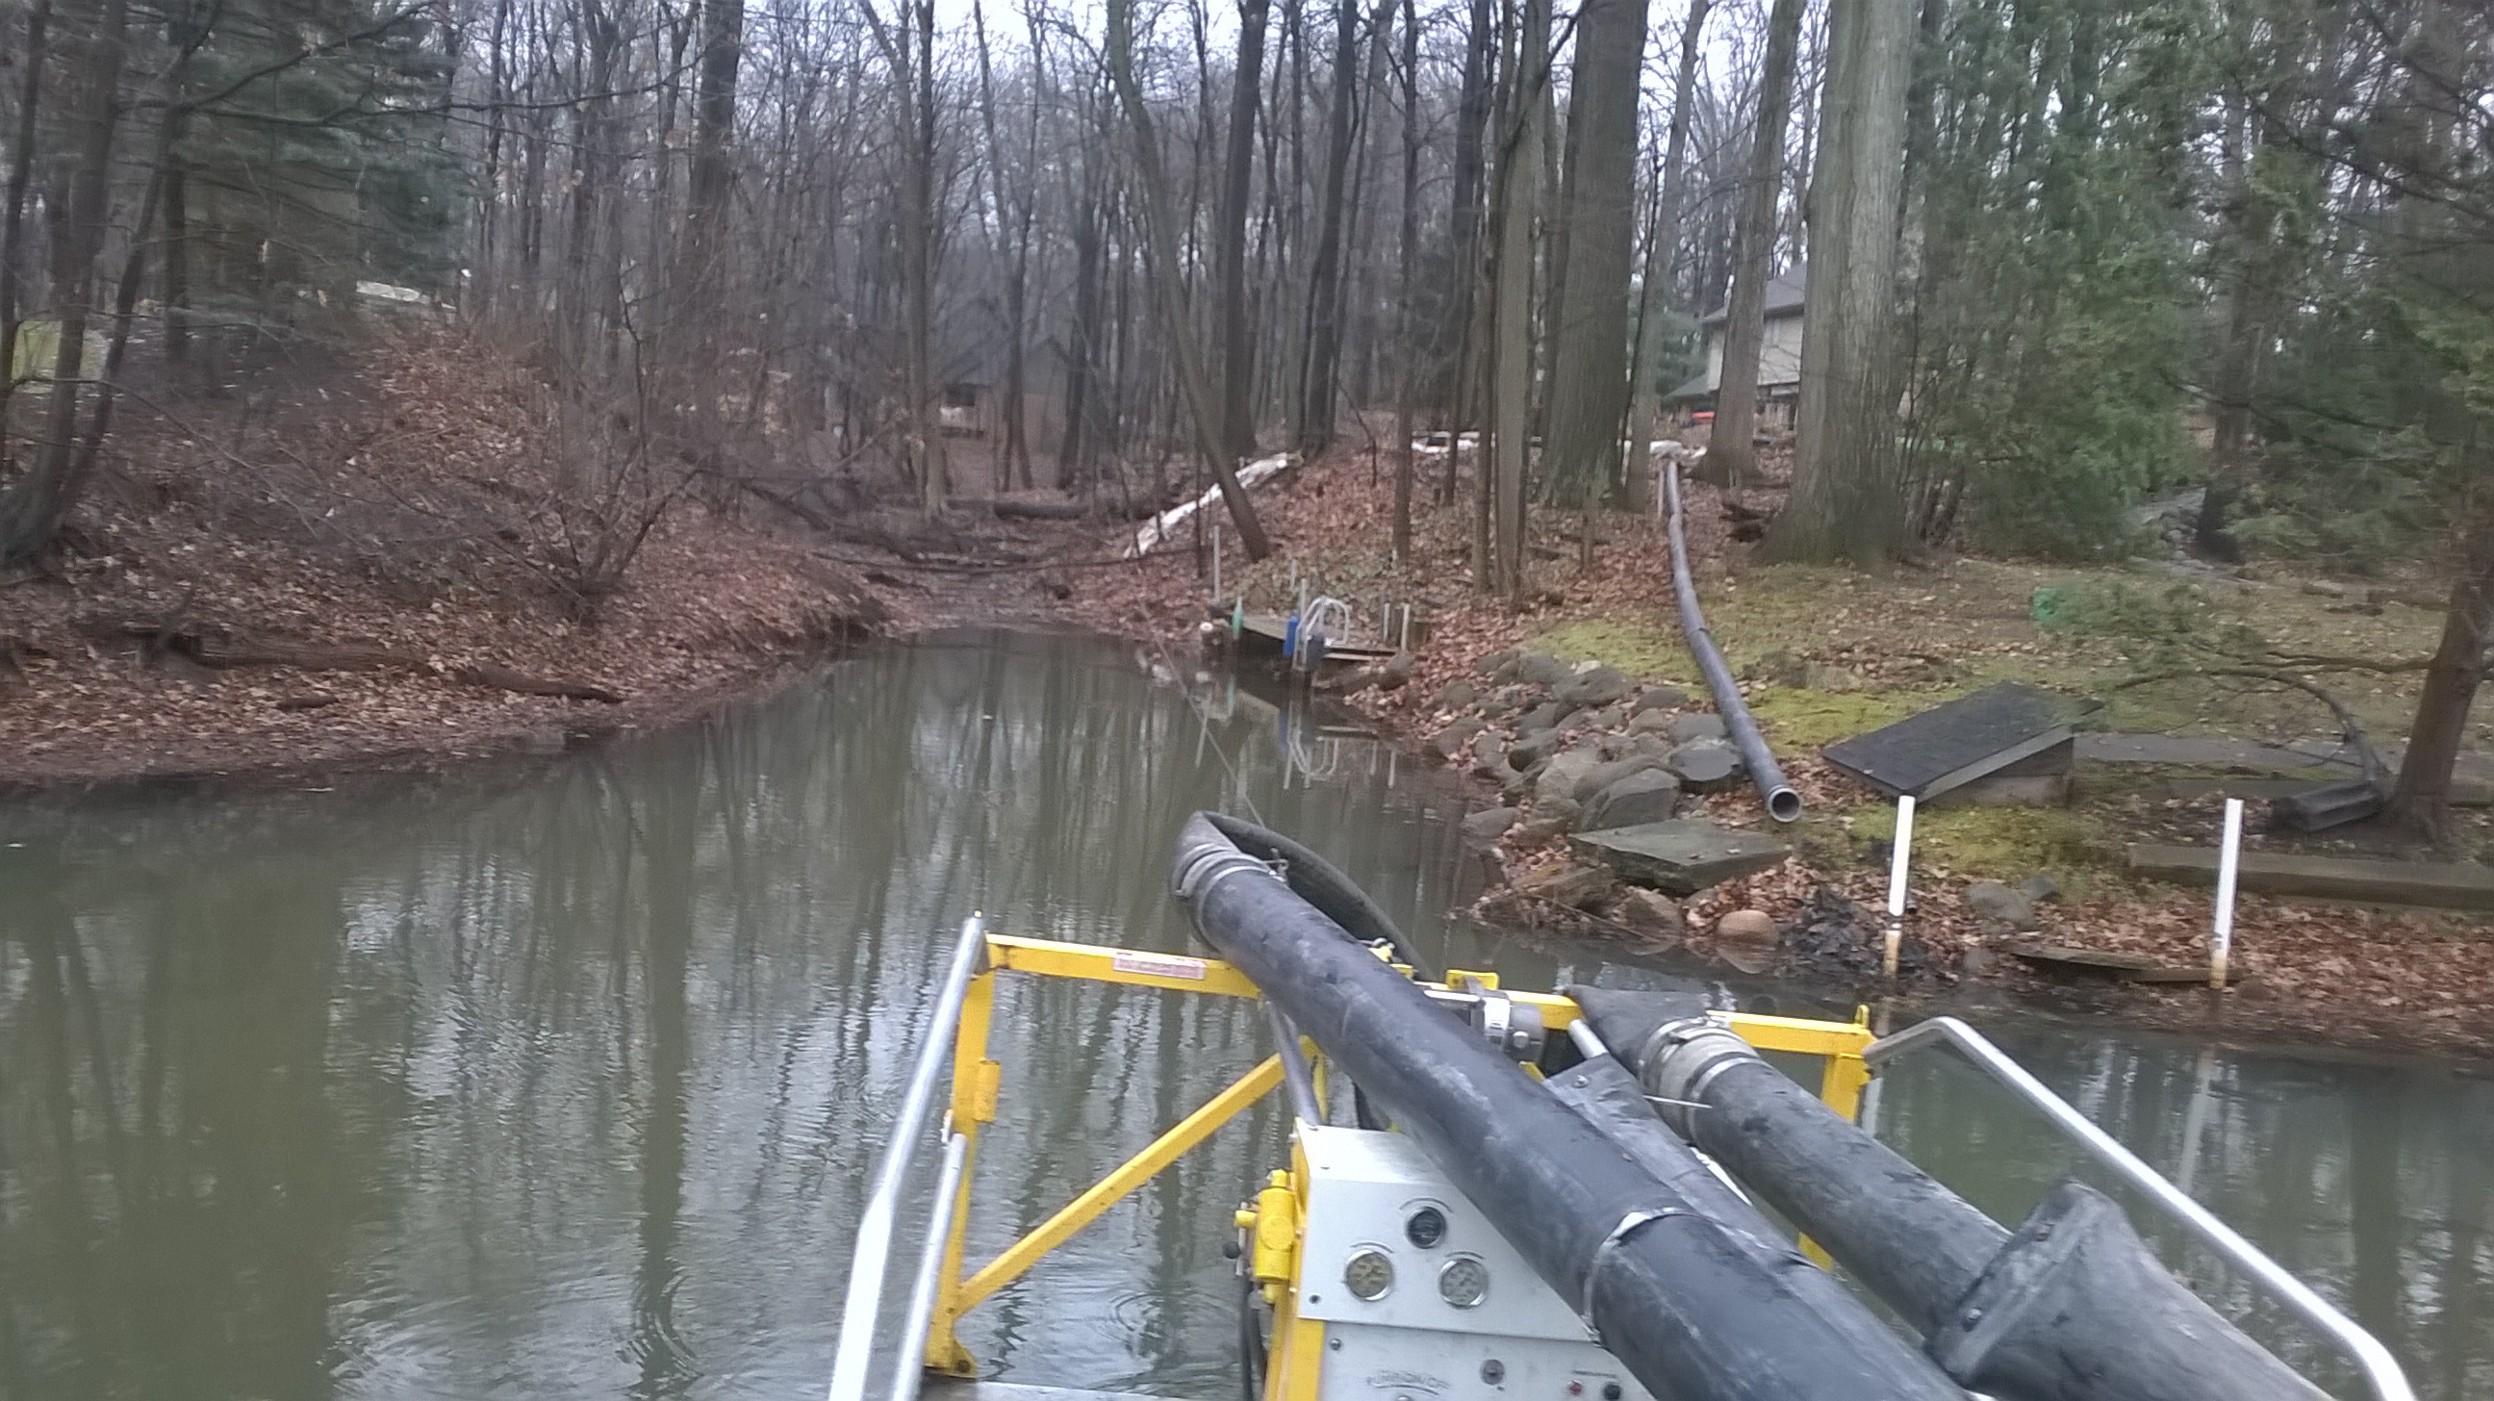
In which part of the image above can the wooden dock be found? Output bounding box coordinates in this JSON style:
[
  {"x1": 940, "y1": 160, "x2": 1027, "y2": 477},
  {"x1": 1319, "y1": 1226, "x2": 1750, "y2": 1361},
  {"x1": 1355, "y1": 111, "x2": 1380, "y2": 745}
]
[{"x1": 1216, "y1": 608, "x2": 1397, "y2": 668}]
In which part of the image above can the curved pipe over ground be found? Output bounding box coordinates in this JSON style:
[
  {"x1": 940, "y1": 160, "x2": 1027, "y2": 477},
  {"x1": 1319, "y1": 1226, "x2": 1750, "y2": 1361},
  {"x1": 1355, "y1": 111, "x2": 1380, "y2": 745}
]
[{"x1": 1663, "y1": 460, "x2": 1801, "y2": 822}]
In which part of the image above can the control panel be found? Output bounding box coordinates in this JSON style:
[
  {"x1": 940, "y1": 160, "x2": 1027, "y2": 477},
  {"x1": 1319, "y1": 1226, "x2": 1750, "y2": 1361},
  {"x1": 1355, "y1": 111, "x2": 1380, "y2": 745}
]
[{"x1": 1293, "y1": 1125, "x2": 1651, "y2": 1401}]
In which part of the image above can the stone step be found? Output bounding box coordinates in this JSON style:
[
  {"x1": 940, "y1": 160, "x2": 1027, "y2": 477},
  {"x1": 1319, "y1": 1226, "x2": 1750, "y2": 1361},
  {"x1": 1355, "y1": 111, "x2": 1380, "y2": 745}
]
[{"x1": 1569, "y1": 820, "x2": 1790, "y2": 896}]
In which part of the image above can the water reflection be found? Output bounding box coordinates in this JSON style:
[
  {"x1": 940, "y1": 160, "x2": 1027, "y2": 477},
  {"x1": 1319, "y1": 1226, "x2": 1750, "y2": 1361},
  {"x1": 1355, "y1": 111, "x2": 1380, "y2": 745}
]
[{"x1": 0, "y1": 629, "x2": 2486, "y2": 1399}]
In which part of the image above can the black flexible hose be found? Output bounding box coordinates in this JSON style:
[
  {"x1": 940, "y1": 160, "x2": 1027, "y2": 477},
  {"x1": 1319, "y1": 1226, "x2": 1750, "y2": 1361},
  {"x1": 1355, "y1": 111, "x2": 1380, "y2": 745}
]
[
  {"x1": 1202, "y1": 813, "x2": 1434, "y2": 979},
  {"x1": 1237, "y1": 1277, "x2": 1266, "y2": 1401}
]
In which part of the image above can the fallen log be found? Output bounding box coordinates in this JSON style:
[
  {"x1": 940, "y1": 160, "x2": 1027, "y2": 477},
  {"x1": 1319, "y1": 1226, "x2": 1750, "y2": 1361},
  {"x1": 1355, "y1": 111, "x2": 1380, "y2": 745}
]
[
  {"x1": 116, "y1": 621, "x2": 625, "y2": 704},
  {"x1": 2126, "y1": 842, "x2": 2494, "y2": 912}
]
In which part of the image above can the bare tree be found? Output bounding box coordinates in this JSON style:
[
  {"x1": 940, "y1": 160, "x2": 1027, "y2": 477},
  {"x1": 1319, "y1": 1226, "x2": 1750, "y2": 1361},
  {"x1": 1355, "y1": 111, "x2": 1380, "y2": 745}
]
[
  {"x1": 1485, "y1": 0, "x2": 1552, "y2": 603},
  {"x1": 1768, "y1": 0, "x2": 1914, "y2": 563},
  {"x1": 1216, "y1": 0, "x2": 1271, "y2": 462},
  {"x1": 1708, "y1": 0, "x2": 1804, "y2": 489},
  {"x1": 1540, "y1": 0, "x2": 1651, "y2": 504},
  {"x1": 1105, "y1": 0, "x2": 1276, "y2": 558},
  {"x1": 1625, "y1": 0, "x2": 1711, "y2": 511}
]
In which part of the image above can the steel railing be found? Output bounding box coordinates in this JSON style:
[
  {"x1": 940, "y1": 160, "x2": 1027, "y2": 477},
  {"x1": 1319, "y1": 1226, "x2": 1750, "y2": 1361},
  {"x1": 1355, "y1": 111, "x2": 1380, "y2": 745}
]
[
  {"x1": 825, "y1": 915, "x2": 989, "y2": 1401},
  {"x1": 1866, "y1": 1016, "x2": 2413, "y2": 1401}
]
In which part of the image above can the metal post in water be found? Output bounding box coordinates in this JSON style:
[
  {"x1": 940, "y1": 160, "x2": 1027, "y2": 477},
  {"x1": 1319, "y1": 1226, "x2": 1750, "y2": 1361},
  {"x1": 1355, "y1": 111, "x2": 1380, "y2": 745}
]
[
  {"x1": 2211, "y1": 797, "x2": 2245, "y2": 988},
  {"x1": 1884, "y1": 795, "x2": 1916, "y2": 979}
]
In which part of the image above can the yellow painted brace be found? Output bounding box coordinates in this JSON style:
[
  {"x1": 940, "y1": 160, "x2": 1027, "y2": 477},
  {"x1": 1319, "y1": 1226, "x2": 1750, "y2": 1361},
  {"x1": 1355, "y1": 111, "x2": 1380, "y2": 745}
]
[
  {"x1": 952, "y1": 1055, "x2": 1286, "y2": 1314},
  {"x1": 921, "y1": 934, "x2": 1878, "y2": 1382}
]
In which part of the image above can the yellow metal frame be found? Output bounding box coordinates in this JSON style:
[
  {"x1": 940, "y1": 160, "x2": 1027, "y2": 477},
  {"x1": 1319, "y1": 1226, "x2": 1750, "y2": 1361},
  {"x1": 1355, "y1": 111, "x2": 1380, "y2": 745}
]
[{"x1": 919, "y1": 935, "x2": 1876, "y2": 1384}]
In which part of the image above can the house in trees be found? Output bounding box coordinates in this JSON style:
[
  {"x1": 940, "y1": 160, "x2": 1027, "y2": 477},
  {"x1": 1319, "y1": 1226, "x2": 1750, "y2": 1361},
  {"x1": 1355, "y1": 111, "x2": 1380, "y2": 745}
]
[{"x1": 1666, "y1": 264, "x2": 1807, "y2": 431}]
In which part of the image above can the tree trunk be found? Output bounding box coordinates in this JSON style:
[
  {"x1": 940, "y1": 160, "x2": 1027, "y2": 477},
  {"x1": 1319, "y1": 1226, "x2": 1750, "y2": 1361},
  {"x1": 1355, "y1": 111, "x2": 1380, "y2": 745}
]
[
  {"x1": 1441, "y1": 0, "x2": 1493, "y2": 503},
  {"x1": 1538, "y1": 0, "x2": 1652, "y2": 506},
  {"x1": 1487, "y1": 0, "x2": 1551, "y2": 605},
  {"x1": 1390, "y1": 0, "x2": 1418, "y2": 562},
  {"x1": 1708, "y1": 0, "x2": 1804, "y2": 489},
  {"x1": 1625, "y1": 0, "x2": 1710, "y2": 514},
  {"x1": 0, "y1": 0, "x2": 130, "y2": 566},
  {"x1": 2386, "y1": 513, "x2": 2494, "y2": 844},
  {"x1": 1765, "y1": 0, "x2": 1913, "y2": 564},
  {"x1": 1061, "y1": 166, "x2": 1107, "y2": 488},
  {"x1": 1107, "y1": 0, "x2": 1275, "y2": 558},
  {"x1": 1216, "y1": 0, "x2": 1271, "y2": 463},
  {"x1": 1295, "y1": 0, "x2": 1362, "y2": 452},
  {"x1": 0, "y1": 0, "x2": 52, "y2": 469}
]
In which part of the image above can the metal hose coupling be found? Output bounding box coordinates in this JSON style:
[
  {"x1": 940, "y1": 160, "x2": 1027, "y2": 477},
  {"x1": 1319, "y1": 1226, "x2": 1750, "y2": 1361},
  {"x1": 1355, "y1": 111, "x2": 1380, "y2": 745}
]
[{"x1": 1635, "y1": 1017, "x2": 1761, "y2": 1137}]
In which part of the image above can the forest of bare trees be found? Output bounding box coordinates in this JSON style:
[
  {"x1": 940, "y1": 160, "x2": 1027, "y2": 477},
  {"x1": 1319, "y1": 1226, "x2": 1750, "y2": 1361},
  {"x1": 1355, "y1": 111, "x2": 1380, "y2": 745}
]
[{"x1": 0, "y1": 0, "x2": 2489, "y2": 823}]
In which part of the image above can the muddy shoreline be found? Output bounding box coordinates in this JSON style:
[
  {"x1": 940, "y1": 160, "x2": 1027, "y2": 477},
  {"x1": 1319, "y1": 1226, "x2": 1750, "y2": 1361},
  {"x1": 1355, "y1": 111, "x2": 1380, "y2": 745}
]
[{"x1": 8, "y1": 589, "x2": 2490, "y2": 1062}]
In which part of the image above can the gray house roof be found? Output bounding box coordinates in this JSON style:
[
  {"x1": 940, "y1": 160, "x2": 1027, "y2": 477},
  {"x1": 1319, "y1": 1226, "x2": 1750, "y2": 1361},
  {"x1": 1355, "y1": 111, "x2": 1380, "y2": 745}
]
[{"x1": 1699, "y1": 264, "x2": 1806, "y2": 327}]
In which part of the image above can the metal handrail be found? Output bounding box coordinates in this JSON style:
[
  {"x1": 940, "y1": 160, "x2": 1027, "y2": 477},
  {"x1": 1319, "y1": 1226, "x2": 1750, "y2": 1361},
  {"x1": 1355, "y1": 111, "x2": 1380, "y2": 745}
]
[
  {"x1": 1865, "y1": 1016, "x2": 2414, "y2": 1401},
  {"x1": 825, "y1": 914, "x2": 990, "y2": 1401}
]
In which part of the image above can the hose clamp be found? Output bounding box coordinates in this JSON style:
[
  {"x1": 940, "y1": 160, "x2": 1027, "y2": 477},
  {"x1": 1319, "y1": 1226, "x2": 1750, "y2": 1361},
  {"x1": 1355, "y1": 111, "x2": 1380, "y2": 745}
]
[
  {"x1": 1637, "y1": 1020, "x2": 1759, "y2": 1135},
  {"x1": 1174, "y1": 843, "x2": 1281, "y2": 908},
  {"x1": 1580, "y1": 1207, "x2": 1694, "y2": 1329}
]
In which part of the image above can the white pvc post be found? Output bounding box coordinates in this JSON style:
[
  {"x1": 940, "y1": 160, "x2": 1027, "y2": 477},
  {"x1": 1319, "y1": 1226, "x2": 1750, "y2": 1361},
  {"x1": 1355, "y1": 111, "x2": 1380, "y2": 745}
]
[
  {"x1": 1884, "y1": 795, "x2": 1917, "y2": 979},
  {"x1": 2212, "y1": 797, "x2": 2245, "y2": 988},
  {"x1": 1210, "y1": 517, "x2": 1222, "y2": 602}
]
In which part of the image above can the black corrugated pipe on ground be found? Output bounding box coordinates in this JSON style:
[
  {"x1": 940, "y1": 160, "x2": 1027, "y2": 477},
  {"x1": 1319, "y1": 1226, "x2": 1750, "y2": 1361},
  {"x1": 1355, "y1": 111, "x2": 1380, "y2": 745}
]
[
  {"x1": 1570, "y1": 987, "x2": 2328, "y2": 1401},
  {"x1": 1664, "y1": 461, "x2": 1801, "y2": 822},
  {"x1": 1173, "y1": 816, "x2": 1963, "y2": 1401}
]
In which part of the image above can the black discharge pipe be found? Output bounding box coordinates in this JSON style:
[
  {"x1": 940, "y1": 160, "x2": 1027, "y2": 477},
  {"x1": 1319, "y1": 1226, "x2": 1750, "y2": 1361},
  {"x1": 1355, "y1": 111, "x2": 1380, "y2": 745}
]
[
  {"x1": 1664, "y1": 461, "x2": 1801, "y2": 822},
  {"x1": 1173, "y1": 816, "x2": 1963, "y2": 1401},
  {"x1": 1204, "y1": 812, "x2": 1432, "y2": 978},
  {"x1": 1571, "y1": 987, "x2": 2328, "y2": 1401}
]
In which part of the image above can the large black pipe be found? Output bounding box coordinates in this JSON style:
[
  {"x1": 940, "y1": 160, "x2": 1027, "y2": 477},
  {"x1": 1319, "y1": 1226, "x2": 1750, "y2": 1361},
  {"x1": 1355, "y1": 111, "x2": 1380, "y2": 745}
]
[
  {"x1": 1664, "y1": 461, "x2": 1800, "y2": 822},
  {"x1": 1173, "y1": 816, "x2": 1962, "y2": 1401},
  {"x1": 1572, "y1": 987, "x2": 2327, "y2": 1401}
]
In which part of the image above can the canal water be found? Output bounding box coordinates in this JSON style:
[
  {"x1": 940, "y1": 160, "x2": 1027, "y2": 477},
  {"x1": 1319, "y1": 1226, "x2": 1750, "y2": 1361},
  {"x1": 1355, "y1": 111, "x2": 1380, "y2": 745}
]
[{"x1": 1, "y1": 629, "x2": 2485, "y2": 1400}]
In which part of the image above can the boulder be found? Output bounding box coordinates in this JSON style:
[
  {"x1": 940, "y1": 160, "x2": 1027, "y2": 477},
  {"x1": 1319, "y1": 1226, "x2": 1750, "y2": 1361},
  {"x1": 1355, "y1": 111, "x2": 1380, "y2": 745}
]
[
  {"x1": 1751, "y1": 648, "x2": 1811, "y2": 688},
  {"x1": 1521, "y1": 861, "x2": 1619, "y2": 911},
  {"x1": 1666, "y1": 712, "x2": 1729, "y2": 744},
  {"x1": 1469, "y1": 731, "x2": 1510, "y2": 776},
  {"x1": 1709, "y1": 909, "x2": 1782, "y2": 974},
  {"x1": 1476, "y1": 648, "x2": 1520, "y2": 679},
  {"x1": 1537, "y1": 796, "x2": 1585, "y2": 830},
  {"x1": 1512, "y1": 813, "x2": 1571, "y2": 845},
  {"x1": 1434, "y1": 680, "x2": 1480, "y2": 711},
  {"x1": 1535, "y1": 746, "x2": 1606, "y2": 806},
  {"x1": 1477, "y1": 685, "x2": 1532, "y2": 719},
  {"x1": 1584, "y1": 702, "x2": 1630, "y2": 734},
  {"x1": 1628, "y1": 732, "x2": 1675, "y2": 760},
  {"x1": 2017, "y1": 873, "x2": 2063, "y2": 904},
  {"x1": 1569, "y1": 821, "x2": 1791, "y2": 896},
  {"x1": 1424, "y1": 718, "x2": 1483, "y2": 764},
  {"x1": 1556, "y1": 664, "x2": 1634, "y2": 708},
  {"x1": 1630, "y1": 684, "x2": 1690, "y2": 715},
  {"x1": 1518, "y1": 652, "x2": 1574, "y2": 688},
  {"x1": 1965, "y1": 879, "x2": 2039, "y2": 932},
  {"x1": 1629, "y1": 708, "x2": 1679, "y2": 736},
  {"x1": 1611, "y1": 888, "x2": 1684, "y2": 939},
  {"x1": 1519, "y1": 700, "x2": 1572, "y2": 733},
  {"x1": 1714, "y1": 909, "x2": 1779, "y2": 941},
  {"x1": 1460, "y1": 806, "x2": 1520, "y2": 842},
  {"x1": 1376, "y1": 652, "x2": 1418, "y2": 690},
  {"x1": 1507, "y1": 728, "x2": 1564, "y2": 770},
  {"x1": 1582, "y1": 769, "x2": 1683, "y2": 830},
  {"x1": 1571, "y1": 754, "x2": 1665, "y2": 804},
  {"x1": 1666, "y1": 738, "x2": 1746, "y2": 791}
]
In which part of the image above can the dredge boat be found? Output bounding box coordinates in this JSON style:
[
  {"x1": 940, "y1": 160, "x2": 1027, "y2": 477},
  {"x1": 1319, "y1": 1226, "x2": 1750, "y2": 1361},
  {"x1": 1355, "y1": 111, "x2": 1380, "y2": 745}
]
[{"x1": 826, "y1": 814, "x2": 2410, "y2": 1401}]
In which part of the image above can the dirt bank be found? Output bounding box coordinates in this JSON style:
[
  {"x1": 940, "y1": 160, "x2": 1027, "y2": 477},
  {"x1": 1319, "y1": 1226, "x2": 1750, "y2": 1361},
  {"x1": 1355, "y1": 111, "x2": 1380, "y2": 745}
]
[
  {"x1": 0, "y1": 332, "x2": 902, "y2": 792},
  {"x1": 1055, "y1": 443, "x2": 2494, "y2": 1060}
]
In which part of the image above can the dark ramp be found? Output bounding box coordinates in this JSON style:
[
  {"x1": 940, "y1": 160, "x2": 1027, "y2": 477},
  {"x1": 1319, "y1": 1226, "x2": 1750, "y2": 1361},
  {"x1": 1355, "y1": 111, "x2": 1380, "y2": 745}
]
[{"x1": 1823, "y1": 682, "x2": 2094, "y2": 800}]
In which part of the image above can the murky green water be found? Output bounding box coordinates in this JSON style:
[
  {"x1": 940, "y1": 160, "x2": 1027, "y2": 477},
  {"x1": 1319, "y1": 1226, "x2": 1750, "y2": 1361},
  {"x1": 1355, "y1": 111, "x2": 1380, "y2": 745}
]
[{"x1": 2, "y1": 629, "x2": 2486, "y2": 1399}]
